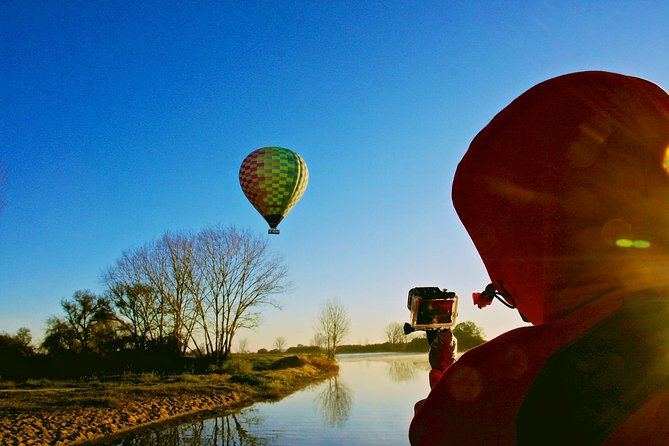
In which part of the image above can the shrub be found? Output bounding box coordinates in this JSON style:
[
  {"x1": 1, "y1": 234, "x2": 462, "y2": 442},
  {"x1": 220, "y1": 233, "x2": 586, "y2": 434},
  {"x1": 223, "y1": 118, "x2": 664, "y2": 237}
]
[
  {"x1": 228, "y1": 374, "x2": 264, "y2": 386},
  {"x1": 219, "y1": 359, "x2": 253, "y2": 375},
  {"x1": 269, "y1": 355, "x2": 305, "y2": 370}
]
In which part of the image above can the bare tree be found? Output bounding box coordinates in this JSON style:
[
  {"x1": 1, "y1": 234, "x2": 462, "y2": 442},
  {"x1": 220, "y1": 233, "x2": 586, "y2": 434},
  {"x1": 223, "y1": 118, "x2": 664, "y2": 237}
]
[
  {"x1": 273, "y1": 336, "x2": 287, "y2": 352},
  {"x1": 314, "y1": 299, "x2": 350, "y2": 360},
  {"x1": 105, "y1": 230, "x2": 208, "y2": 356},
  {"x1": 195, "y1": 227, "x2": 289, "y2": 361},
  {"x1": 103, "y1": 245, "x2": 170, "y2": 350},
  {"x1": 103, "y1": 226, "x2": 289, "y2": 362},
  {"x1": 160, "y1": 232, "x2": 200, "y2": 355},
  {"x1": 385, "y1": 322, "x2": 406, "y2": 346},
  {"x1": 237, "y1": 337, "x2": 249, "y2": 354},
  {"x1": 192, "y1": 227, "x2": 232, "y2": 362},
  {"x1": 312, "y1": 332, "x2": 326, "y2": 350}
]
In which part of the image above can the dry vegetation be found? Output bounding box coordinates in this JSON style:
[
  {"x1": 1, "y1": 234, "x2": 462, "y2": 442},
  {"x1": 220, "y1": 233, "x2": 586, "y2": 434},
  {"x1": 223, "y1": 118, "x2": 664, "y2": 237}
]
[{"x1": 0, "y1": 354, "x2": 337, "y2": 446}]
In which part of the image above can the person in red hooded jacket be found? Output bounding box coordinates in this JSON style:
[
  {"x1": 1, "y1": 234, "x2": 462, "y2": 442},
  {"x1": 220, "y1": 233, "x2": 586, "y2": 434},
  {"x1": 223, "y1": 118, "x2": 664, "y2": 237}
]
[{"x1": 410, "y1": 71, "x2": 669, "y2": 445}]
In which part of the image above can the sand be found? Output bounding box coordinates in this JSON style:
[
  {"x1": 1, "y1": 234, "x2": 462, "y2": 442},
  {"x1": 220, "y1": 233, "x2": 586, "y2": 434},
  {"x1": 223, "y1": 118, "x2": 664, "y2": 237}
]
[
  {"x1": 0, "y1": 389, "x2": 249, "y2": 446},
  {"x1": 0, "y1": 355, "x2": 337, "y2": 445}
]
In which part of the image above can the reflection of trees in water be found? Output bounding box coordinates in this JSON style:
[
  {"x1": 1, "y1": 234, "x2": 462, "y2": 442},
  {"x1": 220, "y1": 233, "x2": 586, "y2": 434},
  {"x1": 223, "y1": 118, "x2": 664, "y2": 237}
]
[
  {"x1": 119, "y1": 426, "x2": 180, "y2": 446},
  {"x1": 315, "y1": 376, "x2": 353, "y2": 426},
  {"x1": 119, "y1": 408, "x2": 275, "y2": 446},
  {"x1": 385, "y1": 357, "x2": 431, "y2": 383},
  {"x1": 211, "y1": 409, "x2": 273, "y2": 446},
  {"x1": 386, "y1": 360, "x2": 421, "y2": 382}
]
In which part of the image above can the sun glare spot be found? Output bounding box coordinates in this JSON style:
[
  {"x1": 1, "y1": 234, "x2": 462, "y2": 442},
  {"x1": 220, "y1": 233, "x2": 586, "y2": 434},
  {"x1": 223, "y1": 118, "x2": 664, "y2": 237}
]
[
  {"x1": 615, "y1": 239, "x2": 651, "y2": 248},
  {"x1": 663, "y1": 146, "x2": 669, "y2": 175}
]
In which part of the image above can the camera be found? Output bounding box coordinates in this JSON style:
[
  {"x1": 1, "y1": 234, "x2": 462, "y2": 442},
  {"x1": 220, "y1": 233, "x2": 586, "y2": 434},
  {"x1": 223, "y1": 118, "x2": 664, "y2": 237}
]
[{"x1": 406, "y1": 287, "x2": 458, "y2": 330}]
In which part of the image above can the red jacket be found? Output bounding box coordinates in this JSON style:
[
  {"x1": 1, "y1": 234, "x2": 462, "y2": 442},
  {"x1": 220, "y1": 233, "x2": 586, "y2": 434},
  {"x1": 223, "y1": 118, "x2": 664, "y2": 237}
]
[{"x1": 411, "y1": 71, "x2": 669, "y2": 445}]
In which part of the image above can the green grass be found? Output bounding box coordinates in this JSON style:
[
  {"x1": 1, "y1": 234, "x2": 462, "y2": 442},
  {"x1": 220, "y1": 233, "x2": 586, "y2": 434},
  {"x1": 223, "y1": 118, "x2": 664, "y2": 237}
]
[{"x1": 0, "y1": 354, "x2": 338, "y2": 415}]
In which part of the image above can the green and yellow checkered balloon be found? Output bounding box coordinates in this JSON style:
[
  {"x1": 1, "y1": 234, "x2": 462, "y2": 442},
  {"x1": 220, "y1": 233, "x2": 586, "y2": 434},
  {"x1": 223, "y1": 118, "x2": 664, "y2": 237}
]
[{"x1": 239, "y1": 147, "x2": 308, "y2": 233}]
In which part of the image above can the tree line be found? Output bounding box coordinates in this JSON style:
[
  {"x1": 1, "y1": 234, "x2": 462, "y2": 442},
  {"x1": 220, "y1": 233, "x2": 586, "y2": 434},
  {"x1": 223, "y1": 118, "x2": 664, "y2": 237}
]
[
  {"x1": 282, "y1": 320, "x2": 486, "y2": 356},
  {"x1": 0, "y1": 222, "x2": 487, "y2": 380},
  {"x1": 1, "y1": 226, "x2": 289, "y2": 379}
]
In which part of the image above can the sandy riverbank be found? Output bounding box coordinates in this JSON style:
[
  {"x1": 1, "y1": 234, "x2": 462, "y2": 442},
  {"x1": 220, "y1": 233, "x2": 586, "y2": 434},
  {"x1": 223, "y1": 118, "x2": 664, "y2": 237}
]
[
  {"x1": 1, "y1": 390, "x2": 248, "y2": 446},
  {"x1": 0, "y1": 355, "x2": 337, "y2": 446}
]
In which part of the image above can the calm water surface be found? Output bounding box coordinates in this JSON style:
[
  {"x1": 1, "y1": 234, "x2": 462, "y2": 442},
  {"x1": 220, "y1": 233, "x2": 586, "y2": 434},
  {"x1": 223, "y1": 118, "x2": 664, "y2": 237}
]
[{"x1": 114, "y1": 353, "x2": 431, "y2": 445}]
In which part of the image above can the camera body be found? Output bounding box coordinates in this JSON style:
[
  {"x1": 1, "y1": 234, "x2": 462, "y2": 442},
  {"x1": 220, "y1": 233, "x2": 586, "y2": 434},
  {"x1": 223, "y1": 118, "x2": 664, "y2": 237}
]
[{"x1": 407, "y1": 287, "x2": 458, "y2": 330}]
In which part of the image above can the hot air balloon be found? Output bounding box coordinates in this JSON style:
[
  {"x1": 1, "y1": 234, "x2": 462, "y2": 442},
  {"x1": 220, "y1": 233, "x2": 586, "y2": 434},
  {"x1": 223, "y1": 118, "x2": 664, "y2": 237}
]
[{"x1": 239, "y1": 147, "x2": 309, "y2": 234}]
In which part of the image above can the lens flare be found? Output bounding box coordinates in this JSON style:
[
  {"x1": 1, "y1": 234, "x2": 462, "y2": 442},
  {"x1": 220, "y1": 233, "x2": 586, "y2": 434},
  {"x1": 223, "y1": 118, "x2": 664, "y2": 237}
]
[
  {"x1": 616, "y1": 239, "x2": 651, "y2": 248},
  {"x1": 663, "y1": 146, "x2": 669, "y2": 175}
]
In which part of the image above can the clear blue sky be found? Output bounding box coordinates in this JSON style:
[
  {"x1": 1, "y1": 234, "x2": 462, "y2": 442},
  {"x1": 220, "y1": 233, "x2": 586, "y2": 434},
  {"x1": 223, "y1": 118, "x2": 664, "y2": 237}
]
[{"x1": 2, "y1": 1, "x2": 669, "y2": 351}]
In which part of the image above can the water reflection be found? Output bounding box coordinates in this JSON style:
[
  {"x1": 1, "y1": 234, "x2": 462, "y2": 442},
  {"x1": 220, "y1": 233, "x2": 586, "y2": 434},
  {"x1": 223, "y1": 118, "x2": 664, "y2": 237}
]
[
  {"x1": 118, "y1": 409, "x2": 273, "y2": 446},
  {"x1": 314, "y1": 376, "x2": 353, "y2": 426},
  {"x1": 387, "y1": 360, "x2": 418, "y2": 382},
  {"x1": 386, "y1": 356, "x2": 430, "y2": 383},
  {"x1": 112, "y1": 353, "x2": 430, "y2": 445}
]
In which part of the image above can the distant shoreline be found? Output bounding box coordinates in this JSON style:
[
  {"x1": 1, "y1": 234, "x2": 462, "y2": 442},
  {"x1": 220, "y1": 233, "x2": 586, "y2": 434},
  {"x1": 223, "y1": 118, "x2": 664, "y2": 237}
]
[{"x1": 0, "y1": 355, "x2": 337, "y2": 446}]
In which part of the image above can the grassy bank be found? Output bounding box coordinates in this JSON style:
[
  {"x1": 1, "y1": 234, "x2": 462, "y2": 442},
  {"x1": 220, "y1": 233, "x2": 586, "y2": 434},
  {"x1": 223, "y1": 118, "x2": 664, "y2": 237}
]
[{"x1": 0, "y1": 354, "x2": 338, "y2": 446}]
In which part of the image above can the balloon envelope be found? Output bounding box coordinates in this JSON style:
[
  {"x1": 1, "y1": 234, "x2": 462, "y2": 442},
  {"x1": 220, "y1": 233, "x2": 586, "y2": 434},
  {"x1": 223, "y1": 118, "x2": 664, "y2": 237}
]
[{"x1": 239, "y1": 147, "x2": 309, "y2": 232}]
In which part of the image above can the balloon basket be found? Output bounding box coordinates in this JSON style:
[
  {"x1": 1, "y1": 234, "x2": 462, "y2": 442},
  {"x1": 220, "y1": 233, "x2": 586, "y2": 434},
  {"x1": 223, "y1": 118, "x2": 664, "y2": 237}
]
[{"x1": 268, "y1": 228, "x2": 280, "y2": 235}]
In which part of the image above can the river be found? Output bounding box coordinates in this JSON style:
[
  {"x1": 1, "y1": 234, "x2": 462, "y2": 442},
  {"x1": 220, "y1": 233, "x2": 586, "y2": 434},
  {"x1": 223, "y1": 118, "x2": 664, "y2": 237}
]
[{"x1": 110, "y1": 352, "x2": 431, "y2": 445}]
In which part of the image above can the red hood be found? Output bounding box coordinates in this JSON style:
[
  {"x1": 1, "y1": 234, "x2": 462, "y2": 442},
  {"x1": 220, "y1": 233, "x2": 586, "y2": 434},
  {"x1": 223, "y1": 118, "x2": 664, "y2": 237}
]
[{"x1": 453, "y1": 71, "x2": 669, "y2": 324}]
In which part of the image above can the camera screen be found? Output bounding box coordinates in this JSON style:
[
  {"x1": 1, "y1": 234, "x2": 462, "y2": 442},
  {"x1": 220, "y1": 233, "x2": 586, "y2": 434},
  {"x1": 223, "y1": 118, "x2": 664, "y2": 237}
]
[{"x1": 416, "y1": 298, "x2": 454, "y2": 326}]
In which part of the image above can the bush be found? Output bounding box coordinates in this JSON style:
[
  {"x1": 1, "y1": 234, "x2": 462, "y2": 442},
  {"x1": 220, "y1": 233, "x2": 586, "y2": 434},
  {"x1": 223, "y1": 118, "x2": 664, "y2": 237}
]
[
  {"x1": 305, "y1": 355, "x2": 339, "y2": 373},
  {"x1": 219, "y1": 359, "x2": 253, "y2": 375},
  {"x1": 269, "y1": 356, "x2": 305, "y2": 370},
  {"x1": 453, "y1": 321, "x2": 486, "y2": 352},
  {"x1": 228, "y1": 374, "x2": 265, "y2": 386}
]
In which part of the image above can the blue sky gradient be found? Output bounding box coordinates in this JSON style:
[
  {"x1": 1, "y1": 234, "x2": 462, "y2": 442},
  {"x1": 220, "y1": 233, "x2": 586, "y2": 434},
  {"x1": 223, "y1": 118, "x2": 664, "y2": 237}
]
[{"x1": 2, "y1": 1, "x2": 669, "y2": 350}]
